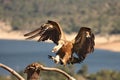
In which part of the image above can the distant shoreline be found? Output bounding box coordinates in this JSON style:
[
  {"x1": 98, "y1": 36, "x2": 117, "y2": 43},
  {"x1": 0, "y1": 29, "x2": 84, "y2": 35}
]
[
  {"x1": 0, "y1": 29, "x2": 120, "y2": 52},
  {"x1": 95, "y1": 41, "x2": 120, "y2": 52},
  {"x1": 0, "y1": 21, "x2": 120, "y2": 53}
]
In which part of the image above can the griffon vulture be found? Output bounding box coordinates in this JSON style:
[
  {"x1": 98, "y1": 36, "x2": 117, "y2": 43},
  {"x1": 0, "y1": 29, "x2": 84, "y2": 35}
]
[{"x1": 24, "y1": 20, "x2": 95, "y2": 65}]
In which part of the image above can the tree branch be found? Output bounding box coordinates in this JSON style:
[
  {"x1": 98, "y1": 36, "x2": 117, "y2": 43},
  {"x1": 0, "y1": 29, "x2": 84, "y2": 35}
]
[
  {"x1": 41, "y1": 66, "x2": 76, "y2": 80},
  {"x1": 0, "y1": 63, "x2": 25, "y2": 80},
  {"x1": 0, "y1": 62, "x2": 76, "y2": 80},
  {"x1": 24, "y1": 62, "x2": 76, "y2": 80}
]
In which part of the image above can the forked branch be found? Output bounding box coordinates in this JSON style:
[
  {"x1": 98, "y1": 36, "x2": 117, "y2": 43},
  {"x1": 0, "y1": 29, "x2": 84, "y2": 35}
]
[
  {"x1": 0, "y1": 62, "x2": 76, "y2": 80},
  {"x1": 25, "y1": 62, "x2": 76, "y2": 80}
]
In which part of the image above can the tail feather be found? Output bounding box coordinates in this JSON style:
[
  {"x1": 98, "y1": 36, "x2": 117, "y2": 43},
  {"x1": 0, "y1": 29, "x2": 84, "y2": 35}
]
[{"x1": 68, "y1": 56, "x2": 84, "y2": 64}]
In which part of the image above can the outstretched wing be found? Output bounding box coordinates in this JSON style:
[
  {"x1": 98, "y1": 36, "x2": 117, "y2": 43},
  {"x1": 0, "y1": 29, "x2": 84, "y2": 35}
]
[
  {"x1": 24, "y1": 20, "x2": 66, "y2": 45},
  {"x1": 72, "y1": 27, "x2": 95, "y2": 63}
]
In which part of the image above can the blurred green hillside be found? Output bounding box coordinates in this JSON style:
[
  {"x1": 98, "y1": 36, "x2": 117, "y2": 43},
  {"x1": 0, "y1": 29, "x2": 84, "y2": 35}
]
[
  {"x1": 0, "y1": 0, "x2": 120, "y2": 34},
  {"x1": 1, "y1": 64, "x2": 120, "y2": 80}
]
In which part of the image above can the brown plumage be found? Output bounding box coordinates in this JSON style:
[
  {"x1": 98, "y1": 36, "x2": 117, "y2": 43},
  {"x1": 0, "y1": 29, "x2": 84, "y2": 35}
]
[{"x1": 24, "y1": 20, "x2": 95, "y2": 65}]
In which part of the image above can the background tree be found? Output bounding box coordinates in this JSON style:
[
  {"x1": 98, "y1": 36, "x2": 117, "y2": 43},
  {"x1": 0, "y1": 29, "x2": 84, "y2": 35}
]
[{"x1": 0, "y1": 0, "x2": 120, "y2": 35}]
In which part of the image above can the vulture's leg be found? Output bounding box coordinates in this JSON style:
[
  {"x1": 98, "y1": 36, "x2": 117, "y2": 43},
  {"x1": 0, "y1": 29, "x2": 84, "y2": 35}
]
[
  {"x1": 48, "y1": 55, "x2": 60, "y2": 64},
  {"x1": 52, "y1": 40, "x2": 65, "y2": 53},
  {"x1": 52, "y1": 44, "x2": 63, "y2": 53}
]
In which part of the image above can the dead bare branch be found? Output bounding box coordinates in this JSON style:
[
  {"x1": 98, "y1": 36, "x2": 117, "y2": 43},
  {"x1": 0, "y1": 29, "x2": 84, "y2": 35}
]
[
  {"x1": 0, "y1": 63, "x2": 25, "y2": 80},
  {"x1": 0, "y1": 62, "x2": 76, "y2": 80},
  {"x1": 24, "y1": 62, "x2": 76, "y2": 80}
]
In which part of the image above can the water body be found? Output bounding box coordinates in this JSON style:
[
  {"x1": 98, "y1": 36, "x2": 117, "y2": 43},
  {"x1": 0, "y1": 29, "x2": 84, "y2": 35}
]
[{"x1": 0, "y1": 39, "x2": 120, "y2": 75}]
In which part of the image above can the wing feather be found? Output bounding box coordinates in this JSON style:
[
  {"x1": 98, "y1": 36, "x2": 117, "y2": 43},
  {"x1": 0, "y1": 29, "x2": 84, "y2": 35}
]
[
  {"x1": 24, "y1": 28, "x2": 41, "y2": 37},
  {"x1": 72, "y1": 27, "x2": 95, "y2": 63},
  {"x1": 24, "y1": 20, "x2": 66, "y2": 45},
  {"x1": 25, "y1": 32, "x2": 40, "y2": 40}
]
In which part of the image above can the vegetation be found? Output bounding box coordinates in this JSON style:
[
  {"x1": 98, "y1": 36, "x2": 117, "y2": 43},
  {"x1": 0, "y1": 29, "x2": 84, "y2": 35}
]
[
  {"x1": 0, "y1": 0, "x2": 120, "y2": 34},
  {"x1": 88, "y1": 70, "x2": 120, "y2": 80},
  {"x1": 0, "y1": 0, "x2": 120, "y2": 79},
  {"x1": 0, "y1": 64, "x2": 120, "y2": 80}
]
